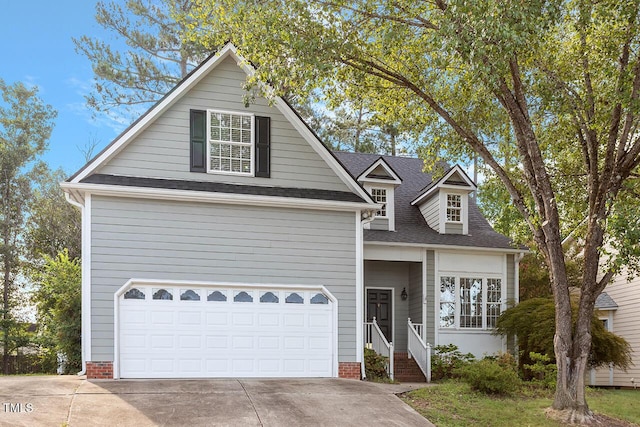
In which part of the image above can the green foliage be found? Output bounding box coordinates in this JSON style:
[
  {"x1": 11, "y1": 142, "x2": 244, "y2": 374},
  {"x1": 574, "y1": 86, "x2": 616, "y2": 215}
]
[
  {"x1": 457, "y1": 358, "x2": 522, "y2": 396},
  {"x1": 523, "y1": 352, "x2": 557, "y2": 389},
  {"x1": 431, "y1": 344, "x2": 475, "y2": 381},
  {"x1": 495, "y1": 297, "x2": 632, "y2": 371},
  {"x1": 0, "y1": 78, "x2": 56, "y2": 374},
  {"x1": 25, "y1": 167, "x2": 81, "y2": 262},
  {"x1": 364, "y1": 348, "x2": 389, "y2": 382},
  {"x1": 32, "y1": 250, "x2": 81, "y2": 374},
  {"x1": 74, "y1": 0, "x2": 207, "y2": 119}
]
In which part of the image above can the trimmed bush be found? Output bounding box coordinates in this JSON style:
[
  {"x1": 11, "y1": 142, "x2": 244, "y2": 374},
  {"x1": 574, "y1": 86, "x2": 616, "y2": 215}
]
[
  {"x1": 523, "y1": 352, "x2": 557, "y2": 389},
  {"x1": 364, "y1": 348, "x2": 390, "y2": 381},
  {"x1": 431, "y1": 344, "x2": 475, "y2": 381},
  {"x1": 458, "y1": 358, "x2": 521, "y2": 395}
]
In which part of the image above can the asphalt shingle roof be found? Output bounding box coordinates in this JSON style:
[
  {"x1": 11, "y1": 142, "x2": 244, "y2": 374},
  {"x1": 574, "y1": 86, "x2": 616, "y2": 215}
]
[
  {"x1": 595, "y1": 292, "x2": 618, "y2": 310},
  {"x1": 334, "y1": 151, "x2": 518, "y2": 250},
  {"x1": 80, "y1": 174, "x2": 366, "y2": 203}
]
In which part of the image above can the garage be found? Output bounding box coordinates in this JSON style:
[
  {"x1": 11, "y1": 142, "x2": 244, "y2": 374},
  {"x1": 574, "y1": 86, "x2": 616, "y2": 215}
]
[{"x1": 115, "y1": 282, "x2": 337, "y2": 379}]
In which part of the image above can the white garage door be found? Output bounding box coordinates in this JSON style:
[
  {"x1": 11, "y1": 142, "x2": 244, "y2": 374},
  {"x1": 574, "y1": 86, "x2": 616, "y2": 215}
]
[{"x1": 116, "y1": 283, "x2": 336, "y2": 379}]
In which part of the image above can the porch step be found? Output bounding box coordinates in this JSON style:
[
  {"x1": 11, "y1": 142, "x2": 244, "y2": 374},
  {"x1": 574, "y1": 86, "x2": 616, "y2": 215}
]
[{"x1": 394, "y1": 352, "x2": 426, "y2": 383}]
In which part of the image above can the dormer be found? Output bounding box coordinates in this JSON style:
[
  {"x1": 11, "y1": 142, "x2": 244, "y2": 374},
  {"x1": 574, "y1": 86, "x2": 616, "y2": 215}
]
[
  {"x1": 357, "y1": 157, "x2": 402, "y2": 231},
  {"x1": 410, "y1": 165, "x2": 477, "y2": 235}
]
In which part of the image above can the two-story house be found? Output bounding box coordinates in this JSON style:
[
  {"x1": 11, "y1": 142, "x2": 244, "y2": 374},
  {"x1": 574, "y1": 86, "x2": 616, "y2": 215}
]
[{"x1": 62, "y1": 43, "x2": 523, "y2": 380}]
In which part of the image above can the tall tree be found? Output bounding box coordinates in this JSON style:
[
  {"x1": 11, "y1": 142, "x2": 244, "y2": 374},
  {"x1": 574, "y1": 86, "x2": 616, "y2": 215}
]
[
  {"x1": 0, "y1": 79, "x2": 56, "y2": 374},
  {"x1": 32, "y1": 250, "x2": 82, "y2": 374},
  {"x1": 74, "y1": 0, "x2": 206, "y2": 119},
  {"x1": 186, "y1": 1, "x2": 640, "y2": 421},
  {"x1": 25, "y1": 167, "x2": 81, "y2": 262}
]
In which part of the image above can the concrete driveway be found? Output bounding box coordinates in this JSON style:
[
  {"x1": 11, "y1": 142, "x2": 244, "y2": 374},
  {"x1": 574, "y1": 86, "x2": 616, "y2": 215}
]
[{"x1": 0, "y1": 376, "x2": 433, "y2": 426}]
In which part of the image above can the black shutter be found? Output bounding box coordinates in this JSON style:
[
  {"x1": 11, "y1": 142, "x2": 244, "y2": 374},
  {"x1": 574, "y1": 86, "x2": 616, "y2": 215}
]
[
  {"x1": 255, "y1": 116, "x2": 270, "y2": 178},
  {"x1": 190, "y1": 109, "x2": 206, "y2": 172}
]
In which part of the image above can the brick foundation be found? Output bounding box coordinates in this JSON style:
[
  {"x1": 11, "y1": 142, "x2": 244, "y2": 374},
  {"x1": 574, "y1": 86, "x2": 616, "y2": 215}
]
[
  {"x1": 86, "y1": 361, "x2": 113, "y2": 379},
  {"x1": 338, "y1": 362, "x2": 361, "y2": 379}
]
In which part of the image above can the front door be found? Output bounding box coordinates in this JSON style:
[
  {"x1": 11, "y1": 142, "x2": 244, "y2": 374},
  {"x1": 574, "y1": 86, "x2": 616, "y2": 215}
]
[{"x1": 366, "y1": 289, "x2": 392, "y2": 343}]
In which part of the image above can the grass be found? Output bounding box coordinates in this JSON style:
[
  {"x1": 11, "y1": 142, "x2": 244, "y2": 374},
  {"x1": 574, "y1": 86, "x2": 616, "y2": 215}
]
[
  {"x1": 401, "y1": 381, "x2": 640, "y2": 427},
  {"x1": 587, "y1": 388, "x2": 640, "y2": 424}
]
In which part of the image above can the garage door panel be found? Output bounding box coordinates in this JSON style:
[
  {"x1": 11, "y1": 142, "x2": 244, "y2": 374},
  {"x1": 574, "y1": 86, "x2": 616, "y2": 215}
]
[{"x1": 119, "y1": 285, "x2": 335, "y2": 378}]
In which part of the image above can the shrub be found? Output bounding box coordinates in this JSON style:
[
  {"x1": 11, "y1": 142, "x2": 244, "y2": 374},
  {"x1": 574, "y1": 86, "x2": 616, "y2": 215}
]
[
  {"x1": 431, "y1": 344, "x2": 475, "y2": 381},
  {"x1": 523, "y1": 352, "x2": 557, "y2": 389},
  {"x1": 458, "y1": 358, "x2": 521, "y2": 395},
  {"x1": 364, "y1": 348, "x2": 390, "y2": 381}
]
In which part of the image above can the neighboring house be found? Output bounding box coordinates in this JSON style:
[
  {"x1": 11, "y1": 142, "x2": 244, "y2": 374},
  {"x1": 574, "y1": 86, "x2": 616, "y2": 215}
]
[
  {"x1": 591, "y1": 276, "x2": 640, "y2": 388},
  {"x1": 62, "y1": 43, "x2": 524, "y2": 380}
]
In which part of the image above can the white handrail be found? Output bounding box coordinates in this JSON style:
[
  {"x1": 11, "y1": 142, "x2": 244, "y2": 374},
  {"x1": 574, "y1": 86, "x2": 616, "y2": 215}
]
[
  {"x1": 363, "y1": 318, "x2": 394, "y2": 380},
  {"x1": 407, "y1": 318, "x2": 431, "y2": 383}
]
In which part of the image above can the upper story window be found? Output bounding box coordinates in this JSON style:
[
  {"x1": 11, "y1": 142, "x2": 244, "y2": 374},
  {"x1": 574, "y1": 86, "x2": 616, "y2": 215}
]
[
  {"x1": 371, "y1": 188, "x2": 387, "y2": 217},
  {"x1": 208, "y1": 110, "x2": 253, "y2": 175},
  {"x1": 446, "y1": 194, "x2": 461, "y2": 222}
]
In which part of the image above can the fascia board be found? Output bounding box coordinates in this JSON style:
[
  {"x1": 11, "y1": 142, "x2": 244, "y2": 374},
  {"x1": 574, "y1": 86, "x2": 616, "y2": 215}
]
[
  {"x1": 60, "y1": 182, "x2": 380, "y2": 212},
  {"x1": 364, "y1": 240, "x2": 530, "y2": 254}
]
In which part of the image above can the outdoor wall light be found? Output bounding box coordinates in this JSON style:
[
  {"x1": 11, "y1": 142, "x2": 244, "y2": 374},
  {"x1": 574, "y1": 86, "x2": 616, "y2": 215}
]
[{"x1": 401, "y1": 287, "x2": 408, "y2": 301}]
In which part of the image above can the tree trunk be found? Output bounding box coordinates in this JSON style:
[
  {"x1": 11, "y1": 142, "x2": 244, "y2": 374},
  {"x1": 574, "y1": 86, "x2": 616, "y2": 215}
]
[{"x1": 2, "y1": 239, "x2": 10, "y2": 375}]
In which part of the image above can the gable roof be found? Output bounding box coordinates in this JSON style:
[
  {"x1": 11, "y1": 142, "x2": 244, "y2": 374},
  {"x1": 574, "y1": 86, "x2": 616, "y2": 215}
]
[
  {"x1": 411, "y1": 164, "x2": 477, "y2": 206},
  {"x1": 595, "y1": 292, "x2": 618, "y2": 310},
  {"x1": 66, "y1": 43, "x2": 374, "y2": 205},
  {"x1": 356, "y1": 157, "x2": 402, "y2": 185},
  {"x1": 335, "y1": 152, "x2": 519, "y2": 251}
]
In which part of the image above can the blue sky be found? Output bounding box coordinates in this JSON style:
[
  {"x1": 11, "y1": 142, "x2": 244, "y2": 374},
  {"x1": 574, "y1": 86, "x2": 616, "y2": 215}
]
[{"x1": 0, "y1": 1, "x2": 127, "y2": 175}]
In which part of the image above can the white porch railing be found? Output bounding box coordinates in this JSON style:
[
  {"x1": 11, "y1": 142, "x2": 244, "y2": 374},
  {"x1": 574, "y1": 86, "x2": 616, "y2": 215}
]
[
  {"x1": 407, "y1": 318, "x2": 431, "y2": 383},
  {"x1": 363, "y1": 317, "x2": 394, "y2": 380}
]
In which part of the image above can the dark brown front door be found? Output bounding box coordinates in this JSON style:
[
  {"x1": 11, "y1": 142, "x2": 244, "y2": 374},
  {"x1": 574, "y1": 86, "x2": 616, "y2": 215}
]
[{"x1": 367, "y1": 289, "x2": 392, "y2": 343}]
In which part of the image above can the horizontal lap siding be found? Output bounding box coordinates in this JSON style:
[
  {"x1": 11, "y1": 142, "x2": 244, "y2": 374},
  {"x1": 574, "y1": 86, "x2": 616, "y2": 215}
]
[
  {"x1": 90, "y1": 196, "x2": 356, "y2": 362},
  {"x1": 97, "y1": 56, "x2": 349, "y2": 193},
  {"x1": 594, "y1": 274, "x2": 640, "y2": 386},
  {"x1": 364, "y1": 261, "x2": 409, "y2": 350}
]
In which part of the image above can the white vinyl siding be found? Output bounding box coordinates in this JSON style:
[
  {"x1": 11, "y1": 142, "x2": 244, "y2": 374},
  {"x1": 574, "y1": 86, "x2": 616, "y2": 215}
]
[
  {"x1": 90, "y1": 196, "x2": 356, "y2": 362},
  {"x1": 96, "y1": 56, "x2": 350, "y2": 192}
]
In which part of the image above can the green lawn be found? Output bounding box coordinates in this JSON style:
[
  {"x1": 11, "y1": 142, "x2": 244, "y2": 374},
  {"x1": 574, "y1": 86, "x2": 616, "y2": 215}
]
[{"x1": 401, "y1": 382, "x2": 640, "y2": 427}]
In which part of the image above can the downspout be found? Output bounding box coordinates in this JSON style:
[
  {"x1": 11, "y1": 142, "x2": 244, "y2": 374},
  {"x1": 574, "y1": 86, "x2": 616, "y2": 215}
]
[
  {"x1": 359, "y1": 209, "x2": 376, "y2": 380},
  {"x1": 64, "y1": 192, "x2": 87, "y2": 376}
]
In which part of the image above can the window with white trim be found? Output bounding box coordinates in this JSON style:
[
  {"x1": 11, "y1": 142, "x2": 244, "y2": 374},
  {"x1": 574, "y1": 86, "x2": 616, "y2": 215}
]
[
  {"x1": 446, "y1": 194, "x2": 461, "y2": 222},
  {"x1": 208, "y1": 110, "x2": 253, "y2": 174},
  {"x1": 439, "y1": 276, "x2": 502, "y2": 329},
  {"x1": 371, "y1": 188, "x2": 387, "y2": 217}
]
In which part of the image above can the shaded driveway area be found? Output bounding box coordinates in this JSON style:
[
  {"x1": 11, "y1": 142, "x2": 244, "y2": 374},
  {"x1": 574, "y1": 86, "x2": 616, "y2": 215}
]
[{"x1": 0, "y1": 376, "x2": 433, "y2": 426}]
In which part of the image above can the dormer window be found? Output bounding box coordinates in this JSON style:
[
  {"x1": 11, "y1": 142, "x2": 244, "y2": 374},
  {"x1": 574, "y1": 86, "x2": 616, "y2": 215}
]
[
  {"x1": 446, "y1": 194, "x2": 462, "y2": 222},
  {"x1": 357, "y1": 157, "x2": 402, "y2": 232},
  {"x1": 411, "y1": 165, "x2": 477, "y2": 235},
  {"x1": 371, "y1": 188, "x2": 387, "y2": 217}
]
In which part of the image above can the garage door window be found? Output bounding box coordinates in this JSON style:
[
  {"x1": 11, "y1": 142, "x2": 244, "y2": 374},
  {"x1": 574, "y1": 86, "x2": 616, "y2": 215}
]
[
  {"x1": 124, "y1": 288, "x2": 145, "y2": 300},
  {"x1": 311, "y1": 293, "x2": 329, "y2": 304},
  {"x1": 180, "y1": 289, "x2": 200, "y2": 301},
  {"x1": 207, "y1": 290, "x2": 227, "y2": 301},
  {"x1": 286, "y1": 292, "x2": 304, "y2": 304},
  {"x1": 153, "y1": 288, "x2": 173, "y2": 300},
  {"x1": 260, "y1": 291, "x2": 279, "y2": 303},
  {"x1": 234, "y1": 291, "x2": 253, "y2": 302}
]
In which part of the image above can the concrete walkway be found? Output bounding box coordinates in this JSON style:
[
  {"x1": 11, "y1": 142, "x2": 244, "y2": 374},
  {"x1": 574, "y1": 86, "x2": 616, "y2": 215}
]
[{"x1": 0, "y1": 376, "x2": 434, "y2": 426}]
